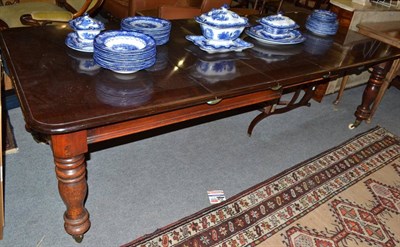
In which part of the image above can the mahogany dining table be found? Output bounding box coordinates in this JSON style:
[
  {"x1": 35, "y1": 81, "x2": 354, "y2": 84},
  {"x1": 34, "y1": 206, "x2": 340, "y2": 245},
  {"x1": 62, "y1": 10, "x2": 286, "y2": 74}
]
[{"x1": 1, "y1": 13, "x2": 399, "y2": 242}]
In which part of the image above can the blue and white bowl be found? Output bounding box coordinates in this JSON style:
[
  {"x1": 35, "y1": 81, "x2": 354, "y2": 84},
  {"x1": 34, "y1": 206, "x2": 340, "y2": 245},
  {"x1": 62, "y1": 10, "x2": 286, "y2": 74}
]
[
  {"x1": 94, "y1": 30, "x2": 155, "y2": 53},
  {"x1": 121, "y1": 16, "x2": 171, "y2": 45},
  {"x1": 93, "y1": 30, "x2": 157, "y2": 74},
  {"x1": 195, "y1": 5, "x2": 248, "y2": 41},
  {"x1": 69, "y1": 13, "x2": 105, "y2": 41}
]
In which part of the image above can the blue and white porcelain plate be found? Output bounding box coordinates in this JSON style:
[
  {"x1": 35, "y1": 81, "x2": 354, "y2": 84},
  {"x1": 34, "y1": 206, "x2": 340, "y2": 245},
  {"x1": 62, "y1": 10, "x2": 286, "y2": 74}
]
[
  {"x1": 246, "y1": 25, "x2": 305, "y2": 45},
  {"x1": 186, "y1": 35, "x2": 253, "y2": 54},
  {"x1": 121, "y1": 16, "x2": 171, "y2": 31},
  {"x1": 121, "y1": 17, "x2": 171, "y2": 45},
  {"x1": 94, "y1": 55, "x2": 156, "y2": 74},
  {"x1": 310, "y1": 10, "x2": 337, "y2": 22},
  {"x1": 306, "y1": 18, "x2": 338, "y2": 36},
  {"x1": 65, "y1": 32, "x2": 93, "y2": 52}
]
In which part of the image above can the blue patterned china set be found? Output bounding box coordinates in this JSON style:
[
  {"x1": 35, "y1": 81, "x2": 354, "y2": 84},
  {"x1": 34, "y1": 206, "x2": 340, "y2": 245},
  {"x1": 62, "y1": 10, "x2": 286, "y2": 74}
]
[
  {"x1": 306, "y1": 9, "x2": 339, "y2": 36},
  {"x1": 121, "y1": 16, "x2": 171, "y2": 45},
  {"x1": 65, "y1": 7, "x2": 339, "y2": 74},
  {"x1": 65, "y1": 14, "x2": 167, "y2": 74},
  {"x1": 186, "y1": 5, "x2": 253, "y2": 53},
  {"x1": 246, "y1": 14, "x2": 305, "y2": 45},
  {"x1": 65, "y1": 14, "x2": 105, "y2": 52}
]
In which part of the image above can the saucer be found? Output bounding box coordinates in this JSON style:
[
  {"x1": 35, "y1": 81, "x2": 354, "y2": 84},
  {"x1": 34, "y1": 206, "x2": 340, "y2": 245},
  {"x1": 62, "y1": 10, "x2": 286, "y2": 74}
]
[
  {"x1": 245, "y1": 25, "x2": 305, "y2": 45},
  {"x1": 65, "y1": 32, "x2": 94, "y2": 52},
  {"x1": 186, "y1": 35, "x2": 253, "y2": 54}
]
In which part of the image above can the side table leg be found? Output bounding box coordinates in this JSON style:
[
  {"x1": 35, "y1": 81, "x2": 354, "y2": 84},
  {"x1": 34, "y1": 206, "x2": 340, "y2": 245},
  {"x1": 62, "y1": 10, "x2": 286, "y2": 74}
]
[
  {"x1": 351, "y1": 61, "x2": 392, "y2": 129},
  {"x1": 51, "y1": 131, "x2": 90, "y2": 242}
]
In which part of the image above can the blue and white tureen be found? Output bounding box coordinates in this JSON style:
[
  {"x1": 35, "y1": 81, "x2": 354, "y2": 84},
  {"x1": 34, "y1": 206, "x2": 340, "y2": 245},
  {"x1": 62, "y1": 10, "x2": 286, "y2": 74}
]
[
  {"x1": 186, "y1": 5, "x2": 253, "y2": 53},
  {"x1": 246, "y1": 14, "x2": 305, "y2": 45},
  {"x1": 69, "y1": 13, "x2": 105, "y2": 40},
  {"x1": 66, "y1": 13, "x2": 105, "y2": 52}
]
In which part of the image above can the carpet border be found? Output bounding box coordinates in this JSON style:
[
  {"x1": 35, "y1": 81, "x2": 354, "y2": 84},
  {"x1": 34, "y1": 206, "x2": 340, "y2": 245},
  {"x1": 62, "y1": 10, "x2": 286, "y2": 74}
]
[{"x1": 121, "y1": 125, "x2": 394, "y2": 247}]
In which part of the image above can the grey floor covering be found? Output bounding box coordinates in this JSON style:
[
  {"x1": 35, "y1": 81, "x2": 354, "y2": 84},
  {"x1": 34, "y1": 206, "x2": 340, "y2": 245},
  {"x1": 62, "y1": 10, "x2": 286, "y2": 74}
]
[{"x1": 2, "y1": 85, "x2": 399, "y2": 247}]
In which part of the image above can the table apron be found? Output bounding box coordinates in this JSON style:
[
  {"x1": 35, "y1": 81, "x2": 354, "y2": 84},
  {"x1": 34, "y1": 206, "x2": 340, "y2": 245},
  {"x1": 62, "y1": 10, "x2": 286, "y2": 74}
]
[{"x1": 86, "y1": 89, "x2": 281, "y2": 144}]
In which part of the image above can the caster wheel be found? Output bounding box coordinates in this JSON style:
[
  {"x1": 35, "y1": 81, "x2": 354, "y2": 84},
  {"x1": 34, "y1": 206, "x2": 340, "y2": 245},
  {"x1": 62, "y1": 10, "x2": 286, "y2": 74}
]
[{"x1": 73, "y1": 234, "x2": 84, "y2": 243}]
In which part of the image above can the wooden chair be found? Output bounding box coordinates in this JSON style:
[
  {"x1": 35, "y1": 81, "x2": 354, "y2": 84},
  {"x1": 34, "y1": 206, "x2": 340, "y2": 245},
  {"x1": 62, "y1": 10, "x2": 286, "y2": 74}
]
[
  {"x1": 232, "y1": 0, "x2": 279, "y2": 14},
  {"x1": 134, "y1": 0, "x2": 233, "y2": 20},
  {"x1": 102, "y1": 0, "x2": 258, "y2": 21},
  {"x1": 0, "y1": 0, "x2": 104, "y2": 29},
  {"x1": 294, "y1": 0, "x2": 330, "y2": 10}
]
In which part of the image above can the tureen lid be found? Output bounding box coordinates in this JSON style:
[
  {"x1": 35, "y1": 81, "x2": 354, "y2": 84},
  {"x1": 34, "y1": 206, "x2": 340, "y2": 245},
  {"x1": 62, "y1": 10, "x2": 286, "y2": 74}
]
[
  {"x1": 195, "y1": 5, "x2": 248, "y2": 28},
  {"x1": 259, "y1": 14, "x2": 297, "y2": 29},
  {"x1": 70, "y1": 13, "x2": 105, "y2": 30}
]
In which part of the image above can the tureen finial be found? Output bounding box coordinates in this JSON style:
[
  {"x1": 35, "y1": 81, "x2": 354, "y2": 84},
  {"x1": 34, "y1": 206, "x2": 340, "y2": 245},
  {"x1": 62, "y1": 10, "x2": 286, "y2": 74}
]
[{"x1": 222, "y1": 4, "x2": 230, "y2": 9}]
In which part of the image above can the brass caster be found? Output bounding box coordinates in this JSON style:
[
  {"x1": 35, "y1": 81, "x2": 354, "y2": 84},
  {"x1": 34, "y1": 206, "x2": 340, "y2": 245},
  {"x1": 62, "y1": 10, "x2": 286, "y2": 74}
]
[
  {"x1": 348, "y1": 120, "x2": 360, "y2": 130},
  {"x1": 333, "y1": 99, "x2": 340, "y2": 105},
  {"x1": 73, "y1": 234, "x2": 84, "y2": 243}
]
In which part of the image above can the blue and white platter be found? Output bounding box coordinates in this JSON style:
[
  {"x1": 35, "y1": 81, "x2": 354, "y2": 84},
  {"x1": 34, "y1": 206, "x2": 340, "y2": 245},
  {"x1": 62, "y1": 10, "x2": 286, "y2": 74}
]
[
  {"x1": 65, "y1": 32, "x2": 94, "y2": 52},
  {"x1": 246, "y1": 25, "x2": 305, "y2": 45},
  {"x1": 186, "y1": 35, "x2": 253, "y2": 54}
]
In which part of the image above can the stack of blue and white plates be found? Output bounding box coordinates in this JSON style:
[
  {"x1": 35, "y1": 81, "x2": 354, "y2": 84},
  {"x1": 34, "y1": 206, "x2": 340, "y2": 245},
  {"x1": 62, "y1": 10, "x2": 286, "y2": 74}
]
[
  {"x1": 93, "y1": 30, "x2": 156, "y2": 74},
  {"x1": 121, "y1": 16, "x2": 171, "y2": 46},
  {"x1": 306, "y1": 10, "x2": 339, "y2": 36}
]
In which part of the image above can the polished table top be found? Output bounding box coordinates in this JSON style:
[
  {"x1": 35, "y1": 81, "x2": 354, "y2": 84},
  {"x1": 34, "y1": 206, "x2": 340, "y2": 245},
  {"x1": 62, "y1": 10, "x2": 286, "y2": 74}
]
[{"x1": 1, "y1": 13, "x2": 400, "y2": 135}]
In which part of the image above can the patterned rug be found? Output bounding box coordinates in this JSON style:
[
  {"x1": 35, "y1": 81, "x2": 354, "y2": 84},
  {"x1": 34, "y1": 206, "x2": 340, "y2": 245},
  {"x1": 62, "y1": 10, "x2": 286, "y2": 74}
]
[{"x1": 122, "y1": 126, "x2": 400, "y2": 247}]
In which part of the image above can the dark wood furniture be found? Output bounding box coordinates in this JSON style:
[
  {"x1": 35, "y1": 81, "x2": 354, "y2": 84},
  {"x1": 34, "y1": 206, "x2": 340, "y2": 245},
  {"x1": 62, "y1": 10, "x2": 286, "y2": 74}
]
[
  {"x1": 357, "y1": 21, "x2": 400, "y2": 122},
  {"x1": 0, "y1": 57, "x2": 3, "y2": 240},
  {"x1": 1, "y1": 13, "x2": 399, "y2": 242}
]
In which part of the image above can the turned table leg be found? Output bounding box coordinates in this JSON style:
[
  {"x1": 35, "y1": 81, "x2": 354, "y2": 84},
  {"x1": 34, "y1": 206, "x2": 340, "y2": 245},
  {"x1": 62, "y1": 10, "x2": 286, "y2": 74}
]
[
  {"x1": 350, "y1": 61, "x2": 392, "y2": 129},
  {"x1": 51, "y1": 131, "x2": 90, "y2": 242}
]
